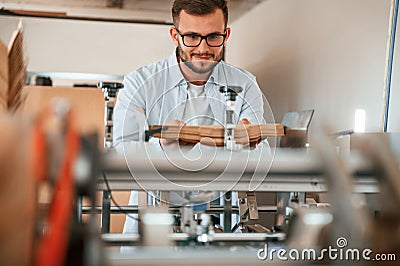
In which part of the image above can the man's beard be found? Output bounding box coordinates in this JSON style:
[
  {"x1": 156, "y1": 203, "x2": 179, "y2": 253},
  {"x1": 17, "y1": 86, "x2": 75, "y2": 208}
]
[{"x1": 178, "y1": 44, "x2": 223, "y2": 74}]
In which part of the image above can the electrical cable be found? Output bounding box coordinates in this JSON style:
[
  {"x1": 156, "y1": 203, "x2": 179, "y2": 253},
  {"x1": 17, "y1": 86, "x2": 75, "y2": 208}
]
[{"x1": 101, "y1": 171, "x2": 140, "y2": 221}]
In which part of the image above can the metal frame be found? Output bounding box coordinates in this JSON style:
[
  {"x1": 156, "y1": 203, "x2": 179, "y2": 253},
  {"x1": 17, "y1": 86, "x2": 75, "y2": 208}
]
[{"x1": 96, "y1": 147, "x2": 380, "y2": 233}]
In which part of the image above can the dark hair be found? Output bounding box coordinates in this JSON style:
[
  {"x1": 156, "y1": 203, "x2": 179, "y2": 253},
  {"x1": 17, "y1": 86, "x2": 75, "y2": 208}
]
[{"x1": 172, "y1": 0, "x2": 228, "y2": 28}]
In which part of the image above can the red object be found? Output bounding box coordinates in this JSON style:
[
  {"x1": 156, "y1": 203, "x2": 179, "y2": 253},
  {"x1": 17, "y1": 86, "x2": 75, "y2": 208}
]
[{"x1": 34, "y1": 109, "x2": 80, "y2": 266}]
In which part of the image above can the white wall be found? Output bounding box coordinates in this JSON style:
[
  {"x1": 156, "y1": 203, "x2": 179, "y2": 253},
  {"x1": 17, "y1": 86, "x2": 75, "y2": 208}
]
[
  {"x1": 227, "y1": 0, "x2": 397, "y2": 139},
  {"x1": 2, "y1": 0, "x2": 399, "y2": 136},
  {"x1": 0, "y1": 15, "x2": 174, "y2": 82}
]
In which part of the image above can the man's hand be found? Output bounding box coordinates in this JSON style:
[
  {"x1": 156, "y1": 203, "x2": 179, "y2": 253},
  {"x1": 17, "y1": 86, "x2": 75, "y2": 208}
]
[
  {"x1": 160, "y1": 118, "x2": 251, "y2": 147},
  {"x1": 159, "y1": 120, "x2": 186, "y2": 147},
  {"x1": 240, "y1": 118, "x2": 251, "y2": 125},
  {"x1": 238, "y1": 118, "x2": 254, "y2": 147}
]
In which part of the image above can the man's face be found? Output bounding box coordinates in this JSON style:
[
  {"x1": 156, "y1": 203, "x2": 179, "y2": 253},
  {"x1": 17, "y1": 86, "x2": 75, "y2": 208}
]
[{"x1": 170, "y1": 9, "x2": 231, "y2": 74}]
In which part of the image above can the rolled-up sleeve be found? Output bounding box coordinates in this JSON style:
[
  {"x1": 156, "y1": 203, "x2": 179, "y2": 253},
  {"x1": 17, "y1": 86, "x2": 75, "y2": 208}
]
[
  {"x1": 113, "y1": 72, "x2": 146, "y2": 148},
  {"x1": 239, "y1": 77, "x2": 265, "y2": 124}
]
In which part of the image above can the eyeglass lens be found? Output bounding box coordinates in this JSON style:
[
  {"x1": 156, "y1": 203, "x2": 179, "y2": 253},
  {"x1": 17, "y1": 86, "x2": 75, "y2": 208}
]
[{"x1": 182, "y1": 34, "x2": 225, "y2": 47}]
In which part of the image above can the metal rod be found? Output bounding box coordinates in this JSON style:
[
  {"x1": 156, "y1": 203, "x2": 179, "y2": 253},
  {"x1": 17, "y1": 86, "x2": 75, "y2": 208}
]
[
  {"x1": 382, "y1": 0, "x2": 399, "y2": 132},
  {"x1": 77, "y1": 195, "x2": 83, "y2": 223},
  {"x1": 223, "y1": 191, "x2": 232, "y2": 232},
  {"x1": 101, "y1": 190, "x2": 112, "y2": 233}
]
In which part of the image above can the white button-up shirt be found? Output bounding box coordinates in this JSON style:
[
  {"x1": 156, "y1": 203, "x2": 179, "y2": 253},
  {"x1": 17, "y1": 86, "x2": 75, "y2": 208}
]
[{"x1": 113, "y1": 49, "x2": 265, "y2": 146}]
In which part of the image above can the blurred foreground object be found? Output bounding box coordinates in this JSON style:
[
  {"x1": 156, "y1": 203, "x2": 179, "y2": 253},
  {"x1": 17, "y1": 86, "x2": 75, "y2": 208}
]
[
  {"x1": 0, "y1": 100, "x2": 102, "y2": 265},
  {"x1": 285, "y1": 131, "x2": 400, "y2": 265},
  {"x1": 0, "y1": 114, "x2": 35, "y2": 265},
  {"x1": 33, "y1": 101, "x2": 81, "y2": 266},
  {"x1": 0, "y1": 20, "x2": 27, "y2": 113}
]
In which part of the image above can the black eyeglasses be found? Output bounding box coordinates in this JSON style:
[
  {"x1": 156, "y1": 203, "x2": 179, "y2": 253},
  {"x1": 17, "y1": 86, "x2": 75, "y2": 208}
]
[{"x1": 175, "y1": 28, "x2": 226, "y2": 47}]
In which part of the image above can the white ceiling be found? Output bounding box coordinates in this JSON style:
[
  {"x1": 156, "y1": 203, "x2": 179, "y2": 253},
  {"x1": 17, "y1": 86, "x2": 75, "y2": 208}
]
[{"x1": 0, "y1": 0, "x2": 265, "y2": 24}]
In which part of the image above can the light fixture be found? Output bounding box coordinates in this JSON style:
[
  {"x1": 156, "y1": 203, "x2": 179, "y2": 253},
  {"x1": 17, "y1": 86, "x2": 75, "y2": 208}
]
[{"x1": 354, "y1": 109, "x2": 366, "y2": 133}]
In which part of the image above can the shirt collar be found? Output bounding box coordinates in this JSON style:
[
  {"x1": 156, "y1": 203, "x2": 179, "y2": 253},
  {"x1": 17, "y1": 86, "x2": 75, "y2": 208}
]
[
  {"x1": 167, "y1": 49, "x2": 187, "y2": 88},
  {"x1": 208, "y1": 60, "x2": 230, "y2": 88}
]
